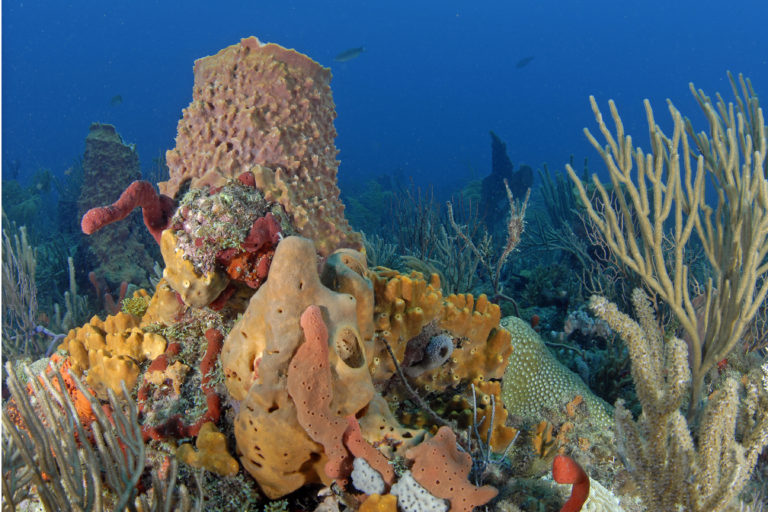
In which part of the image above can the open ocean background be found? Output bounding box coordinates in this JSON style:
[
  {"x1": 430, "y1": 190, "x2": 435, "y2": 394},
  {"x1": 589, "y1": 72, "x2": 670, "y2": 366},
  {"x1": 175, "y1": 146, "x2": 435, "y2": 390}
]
[{"x1": 3, "y1": 0, "x2": 768, "y2": 197}]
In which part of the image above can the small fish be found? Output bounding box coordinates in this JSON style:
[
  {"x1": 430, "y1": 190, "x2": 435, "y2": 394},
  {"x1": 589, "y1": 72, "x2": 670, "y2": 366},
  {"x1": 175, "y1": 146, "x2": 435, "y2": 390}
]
[
  {"x1": 110, "y1": 94, "x2": 123, "y2": 106},
  {"x1": 515, "y1": 56, "x2": 534, "y2": 69},
  {"x1": 334, "y1": 47, "x2": 365, "y2": 62}
]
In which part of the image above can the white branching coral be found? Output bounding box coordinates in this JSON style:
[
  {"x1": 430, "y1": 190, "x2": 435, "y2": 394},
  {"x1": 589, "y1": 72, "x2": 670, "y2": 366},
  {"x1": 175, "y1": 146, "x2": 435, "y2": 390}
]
[{"x1": 591, "y1": 290, "x2": 768, "y2": 511}]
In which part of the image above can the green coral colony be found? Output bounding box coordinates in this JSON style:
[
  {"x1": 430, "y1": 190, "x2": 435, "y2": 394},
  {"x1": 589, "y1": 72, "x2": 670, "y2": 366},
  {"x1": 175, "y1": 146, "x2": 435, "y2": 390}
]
[{"x1": 2, "y1": 35, "x2": 767, "y2": 512}]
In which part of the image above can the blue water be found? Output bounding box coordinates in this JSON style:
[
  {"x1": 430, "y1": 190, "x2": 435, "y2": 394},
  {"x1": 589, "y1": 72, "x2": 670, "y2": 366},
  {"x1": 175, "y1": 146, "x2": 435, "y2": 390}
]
[{"x1": 3, "y1": 0, "x2": 768, "y2": 195}]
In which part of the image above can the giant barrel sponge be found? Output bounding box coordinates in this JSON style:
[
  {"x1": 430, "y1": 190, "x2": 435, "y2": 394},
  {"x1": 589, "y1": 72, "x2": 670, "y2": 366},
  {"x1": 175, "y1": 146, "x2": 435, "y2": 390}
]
[{"x1": 160, "y1": 37, "x2": 361, "y2": 256}]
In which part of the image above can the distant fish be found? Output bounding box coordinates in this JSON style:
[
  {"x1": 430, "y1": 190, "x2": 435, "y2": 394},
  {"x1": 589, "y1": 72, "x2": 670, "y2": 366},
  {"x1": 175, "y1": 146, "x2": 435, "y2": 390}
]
[
  {"x1": 515, "y1": 56, "x2": 534, "y2": 69},
  {"x1": 110, "y1": 94, "x2": 123, "y2": 106},
  {"x1": 334, "y1": 47, "x2": 365, "y2": 62}
]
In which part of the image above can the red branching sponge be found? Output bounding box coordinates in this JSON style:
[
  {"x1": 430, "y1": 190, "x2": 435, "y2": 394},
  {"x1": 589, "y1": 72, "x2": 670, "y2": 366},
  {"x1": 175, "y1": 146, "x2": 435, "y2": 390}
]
[
  {"x1": 81, "y1": 180, "x2": 175, "y2": 245},
  {"x1": 553, "y1": 454, "x2": 589, "y2": 512},
  {"x1": 405, "y1": 427, "x2": 498, "y2": 512},
  {"x1": 287, "y1": 305, "x2": 352, "y2": 480}
]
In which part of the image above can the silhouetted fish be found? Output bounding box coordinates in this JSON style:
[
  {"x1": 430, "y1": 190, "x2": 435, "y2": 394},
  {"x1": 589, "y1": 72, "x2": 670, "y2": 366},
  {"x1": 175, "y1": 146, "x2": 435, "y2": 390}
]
[
  {"x1": 334, "y1": 47, "x2": 365, "y2": 62},
  {"x1": 110, "y1": 94, "x2": 123, "y2": 106},
  {"x1": 516, "y1": 56, "x2": 534, "y2": 69}
]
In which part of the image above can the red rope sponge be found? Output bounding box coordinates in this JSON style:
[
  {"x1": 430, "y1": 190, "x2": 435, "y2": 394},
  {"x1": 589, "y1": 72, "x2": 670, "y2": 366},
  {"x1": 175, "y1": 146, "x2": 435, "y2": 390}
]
[
  {"x1": 553, "y1": 454, "x2": 589, "y2": 512},
  {"x1": 81, "y1": 180, "x2": 174, "y2": 245}
]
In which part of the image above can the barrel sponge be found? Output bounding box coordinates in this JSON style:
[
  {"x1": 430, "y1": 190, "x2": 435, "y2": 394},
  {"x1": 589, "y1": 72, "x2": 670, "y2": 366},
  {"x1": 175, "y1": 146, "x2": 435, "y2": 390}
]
[
  {"x1": 500, "y1": 316, "x2": 612, "y2": 427},
  {"x1": 159, "y1": 36, "x2": 360, "y2": 256}
]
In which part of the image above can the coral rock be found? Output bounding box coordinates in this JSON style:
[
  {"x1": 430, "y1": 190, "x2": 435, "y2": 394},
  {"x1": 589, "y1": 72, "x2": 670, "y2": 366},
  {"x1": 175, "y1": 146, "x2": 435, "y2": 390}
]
[{"x1": 144, "y1": 361, "x2": 190, "y2": 395}]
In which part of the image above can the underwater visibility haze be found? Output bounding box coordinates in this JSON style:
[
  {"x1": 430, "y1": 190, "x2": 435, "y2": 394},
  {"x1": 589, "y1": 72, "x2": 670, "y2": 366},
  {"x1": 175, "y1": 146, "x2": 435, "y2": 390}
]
[{"x1": 2, "y1": 1, "x2": 768, "y2": 511}]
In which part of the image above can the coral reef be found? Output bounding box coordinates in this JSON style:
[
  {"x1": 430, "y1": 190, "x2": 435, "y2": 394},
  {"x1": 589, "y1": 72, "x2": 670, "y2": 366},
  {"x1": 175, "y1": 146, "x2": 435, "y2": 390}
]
[{"x1": 10, "y1": 32, "x2": 768, "y2": 512}]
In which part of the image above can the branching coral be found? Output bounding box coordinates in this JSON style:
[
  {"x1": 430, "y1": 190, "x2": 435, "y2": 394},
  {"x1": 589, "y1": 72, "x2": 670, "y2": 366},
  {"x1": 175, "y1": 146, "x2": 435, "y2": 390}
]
[
  {"x1": 447, "y1": 179, "x2": 530, "y2": 301},
  {"x1": 567, "y1": 74, "x2": 768, "y2": 413},
  {"x1": 2, "y1": 359, "x2": 200, "y2": 511},
  {"x1": 1, "y1": 219, "x2": 49, "y2": 360},
  {"x1": 592, "y1": 290, "x2": 768, "y2": 511},
  {"x1": 2, "y1": 362, "x2": 145, "y2": 511}
]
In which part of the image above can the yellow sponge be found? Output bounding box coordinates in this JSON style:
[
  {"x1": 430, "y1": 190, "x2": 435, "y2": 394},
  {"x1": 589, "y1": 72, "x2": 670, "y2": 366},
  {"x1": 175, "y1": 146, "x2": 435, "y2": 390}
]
[{"x1": 176, "y1": 422, "x2": 239, "y2": 476}]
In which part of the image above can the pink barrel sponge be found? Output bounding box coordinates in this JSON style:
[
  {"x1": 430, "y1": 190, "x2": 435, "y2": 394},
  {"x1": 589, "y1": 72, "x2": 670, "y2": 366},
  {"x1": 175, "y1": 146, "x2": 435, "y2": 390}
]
[{"x1": 159, "y1": 36, "x2": 361, "y2": 256}]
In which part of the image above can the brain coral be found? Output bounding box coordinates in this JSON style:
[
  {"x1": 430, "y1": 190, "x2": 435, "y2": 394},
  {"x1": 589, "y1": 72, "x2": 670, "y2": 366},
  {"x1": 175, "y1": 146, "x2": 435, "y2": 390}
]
[
  {"x1": 159, "y1": 36, "x2": 360, "y2": 256},
  {"x1": 500, "y1": 316, "x2": 612, "y2": 427}
]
